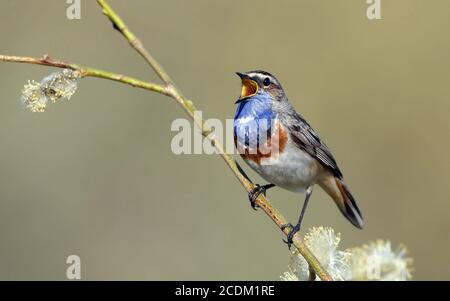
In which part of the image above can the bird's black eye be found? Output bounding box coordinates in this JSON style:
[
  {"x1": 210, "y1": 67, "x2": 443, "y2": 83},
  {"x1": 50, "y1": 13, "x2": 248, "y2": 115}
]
[{"x1": 263, "y1": 77, "x2": 271, "y2": 87}]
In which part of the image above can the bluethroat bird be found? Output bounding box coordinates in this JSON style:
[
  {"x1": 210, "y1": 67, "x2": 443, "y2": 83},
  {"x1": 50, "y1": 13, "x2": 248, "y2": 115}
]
[{"x1": 233, "y1": 71, "x2": 363, "y2": 248}]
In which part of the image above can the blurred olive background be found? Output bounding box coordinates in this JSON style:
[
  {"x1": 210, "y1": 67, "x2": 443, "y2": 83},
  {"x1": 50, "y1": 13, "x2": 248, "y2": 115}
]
[{"x1": 0, "y1": 0, "x2": 449, "y2": 280}]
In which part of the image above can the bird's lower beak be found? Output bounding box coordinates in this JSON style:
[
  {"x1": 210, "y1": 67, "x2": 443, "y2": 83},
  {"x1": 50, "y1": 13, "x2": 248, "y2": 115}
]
[{"x1": 235, "y1": 72, "x2": 258, "y2": 104}]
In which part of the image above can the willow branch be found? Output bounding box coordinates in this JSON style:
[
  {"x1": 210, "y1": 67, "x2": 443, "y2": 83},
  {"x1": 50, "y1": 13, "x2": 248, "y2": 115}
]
[
  {"x1": 97, "y1": 0, "x2": 175, "y2": 87},
  {"x1": 0, "y1": 1, "x2": 332, "y2": 281},
  {"x1": 96, "y1": 0, "x2": 332, "y2": 281},
  {"x1": 0, "y1": 54, "x2": 169, "y2": 96}
]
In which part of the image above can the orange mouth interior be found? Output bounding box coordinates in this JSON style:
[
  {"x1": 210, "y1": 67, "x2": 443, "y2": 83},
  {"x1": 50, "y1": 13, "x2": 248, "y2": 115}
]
[{"x1": 240, "y1": 78, "x2": 258, "y2": 99}]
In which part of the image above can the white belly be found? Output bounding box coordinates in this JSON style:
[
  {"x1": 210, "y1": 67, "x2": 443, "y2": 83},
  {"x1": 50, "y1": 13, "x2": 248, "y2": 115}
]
[{"x1": 244, "y1": 142, "x2": 323, "y2": 193}]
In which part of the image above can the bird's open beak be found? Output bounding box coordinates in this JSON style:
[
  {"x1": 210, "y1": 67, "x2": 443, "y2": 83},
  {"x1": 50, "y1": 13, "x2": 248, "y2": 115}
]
[{"x1": 235, "y1": 72, "x2": 258, "y2": 104}]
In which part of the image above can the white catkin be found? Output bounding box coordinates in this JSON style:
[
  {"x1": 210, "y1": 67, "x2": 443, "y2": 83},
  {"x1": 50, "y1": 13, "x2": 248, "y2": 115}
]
[
  {"x1": 21, "y1": 80, "x2": 48, "y2": 112},
  {"x1": 20, "y1": 69, "x2": 80, "y2": 112},
  {"x1": 348, "y1": 240, "x2": 413, "y2": 281},
  {"x1": 280, "y1": 227, "x2": 413, "y2": 281}
]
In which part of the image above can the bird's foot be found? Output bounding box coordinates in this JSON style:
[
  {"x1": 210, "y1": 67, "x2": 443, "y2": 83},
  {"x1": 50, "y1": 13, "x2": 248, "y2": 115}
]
[
  {"x1": 248, "y1": 184, "x2": 267, "y2": 210},
  {"x1": 280, "y1": 223, "x2": 293, "y2": 231},
  {"x1": 281, "y1": 223, "x2": 301, "y2": 250}
]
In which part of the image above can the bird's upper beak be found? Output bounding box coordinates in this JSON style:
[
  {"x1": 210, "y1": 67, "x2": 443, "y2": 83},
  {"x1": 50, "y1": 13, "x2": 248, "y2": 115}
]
[{"x1": 235, "y1": 72, "x2": 258, "y2": 104}]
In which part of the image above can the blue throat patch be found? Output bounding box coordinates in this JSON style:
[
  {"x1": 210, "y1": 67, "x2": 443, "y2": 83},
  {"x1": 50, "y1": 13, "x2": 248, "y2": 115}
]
[{"x1": 234, "y1": 91, "x2": 275, "y2": 151}]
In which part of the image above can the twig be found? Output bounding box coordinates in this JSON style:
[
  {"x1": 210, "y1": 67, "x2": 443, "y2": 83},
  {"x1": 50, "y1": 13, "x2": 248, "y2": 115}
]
[
  {"x1": 97, "y1": 0, "x2": 175, "y2": 87},
  {"x1": 0, "y1": 54, "x2": 169, "y2": 96},
  {"x1": 0, "y1": 1, "x2": 333, "y2": 281}
]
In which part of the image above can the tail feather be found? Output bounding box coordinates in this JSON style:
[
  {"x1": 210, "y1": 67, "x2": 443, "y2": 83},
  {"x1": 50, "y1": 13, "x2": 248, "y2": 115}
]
[{"x1": 319, "y1": 176, "x2": 364, "y2": 229}]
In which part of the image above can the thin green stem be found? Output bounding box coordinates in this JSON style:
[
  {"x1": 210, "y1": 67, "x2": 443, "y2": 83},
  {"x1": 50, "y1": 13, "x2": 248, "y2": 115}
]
[
  {"x1": 0, "y1": 54, "x2": 169, "y2": 96},
  {"x1": 97, "y1": 0, "x2": 176, "y2": 88}
]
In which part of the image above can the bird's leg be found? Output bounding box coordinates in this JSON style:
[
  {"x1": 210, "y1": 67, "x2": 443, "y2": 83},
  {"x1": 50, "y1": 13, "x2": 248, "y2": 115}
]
[
  {"x1": 236, "y1": 161, "x2": 275, "y2": 210},
  {"x1": 281, "y1": 186, "x2": 314, "y2": 250},
  {"x1": 248, "y1": 183, "x2": 276, "y2": 210}
]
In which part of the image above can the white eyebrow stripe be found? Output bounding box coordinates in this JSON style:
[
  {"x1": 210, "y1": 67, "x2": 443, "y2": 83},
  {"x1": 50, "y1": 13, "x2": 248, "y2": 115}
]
[
  {"x1": 248, "y1": 73, "x2": 269, "y2": 81},
  {"x1": 246, "y1": 72, "x2": 279, "y2": 86},
  {"x1": 247, "y1": 72, "x2": 261, "y2": 79}
]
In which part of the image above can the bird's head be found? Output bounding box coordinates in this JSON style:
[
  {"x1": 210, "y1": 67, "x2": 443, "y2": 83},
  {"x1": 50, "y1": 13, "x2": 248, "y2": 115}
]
[{"x1": 235, "y1": 70, "x2": 286, "y2": 104}]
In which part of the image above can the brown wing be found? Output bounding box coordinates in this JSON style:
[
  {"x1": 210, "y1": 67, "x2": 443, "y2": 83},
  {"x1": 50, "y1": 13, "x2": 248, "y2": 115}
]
[{"x1": 288, "y1": 113, "x2": 343, "y2": 178}]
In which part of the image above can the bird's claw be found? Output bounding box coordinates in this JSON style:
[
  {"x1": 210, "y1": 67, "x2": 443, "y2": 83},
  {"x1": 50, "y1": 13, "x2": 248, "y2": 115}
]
[
  {"x1": 280, "y1": 223, "x2": 293, "y2": 231},
  {"x1": 281, "y1": 223, "x2": 301, "y2": 250},
  {"x1": 248, "y1": 184, "x2": 267, "y2": 210}
]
